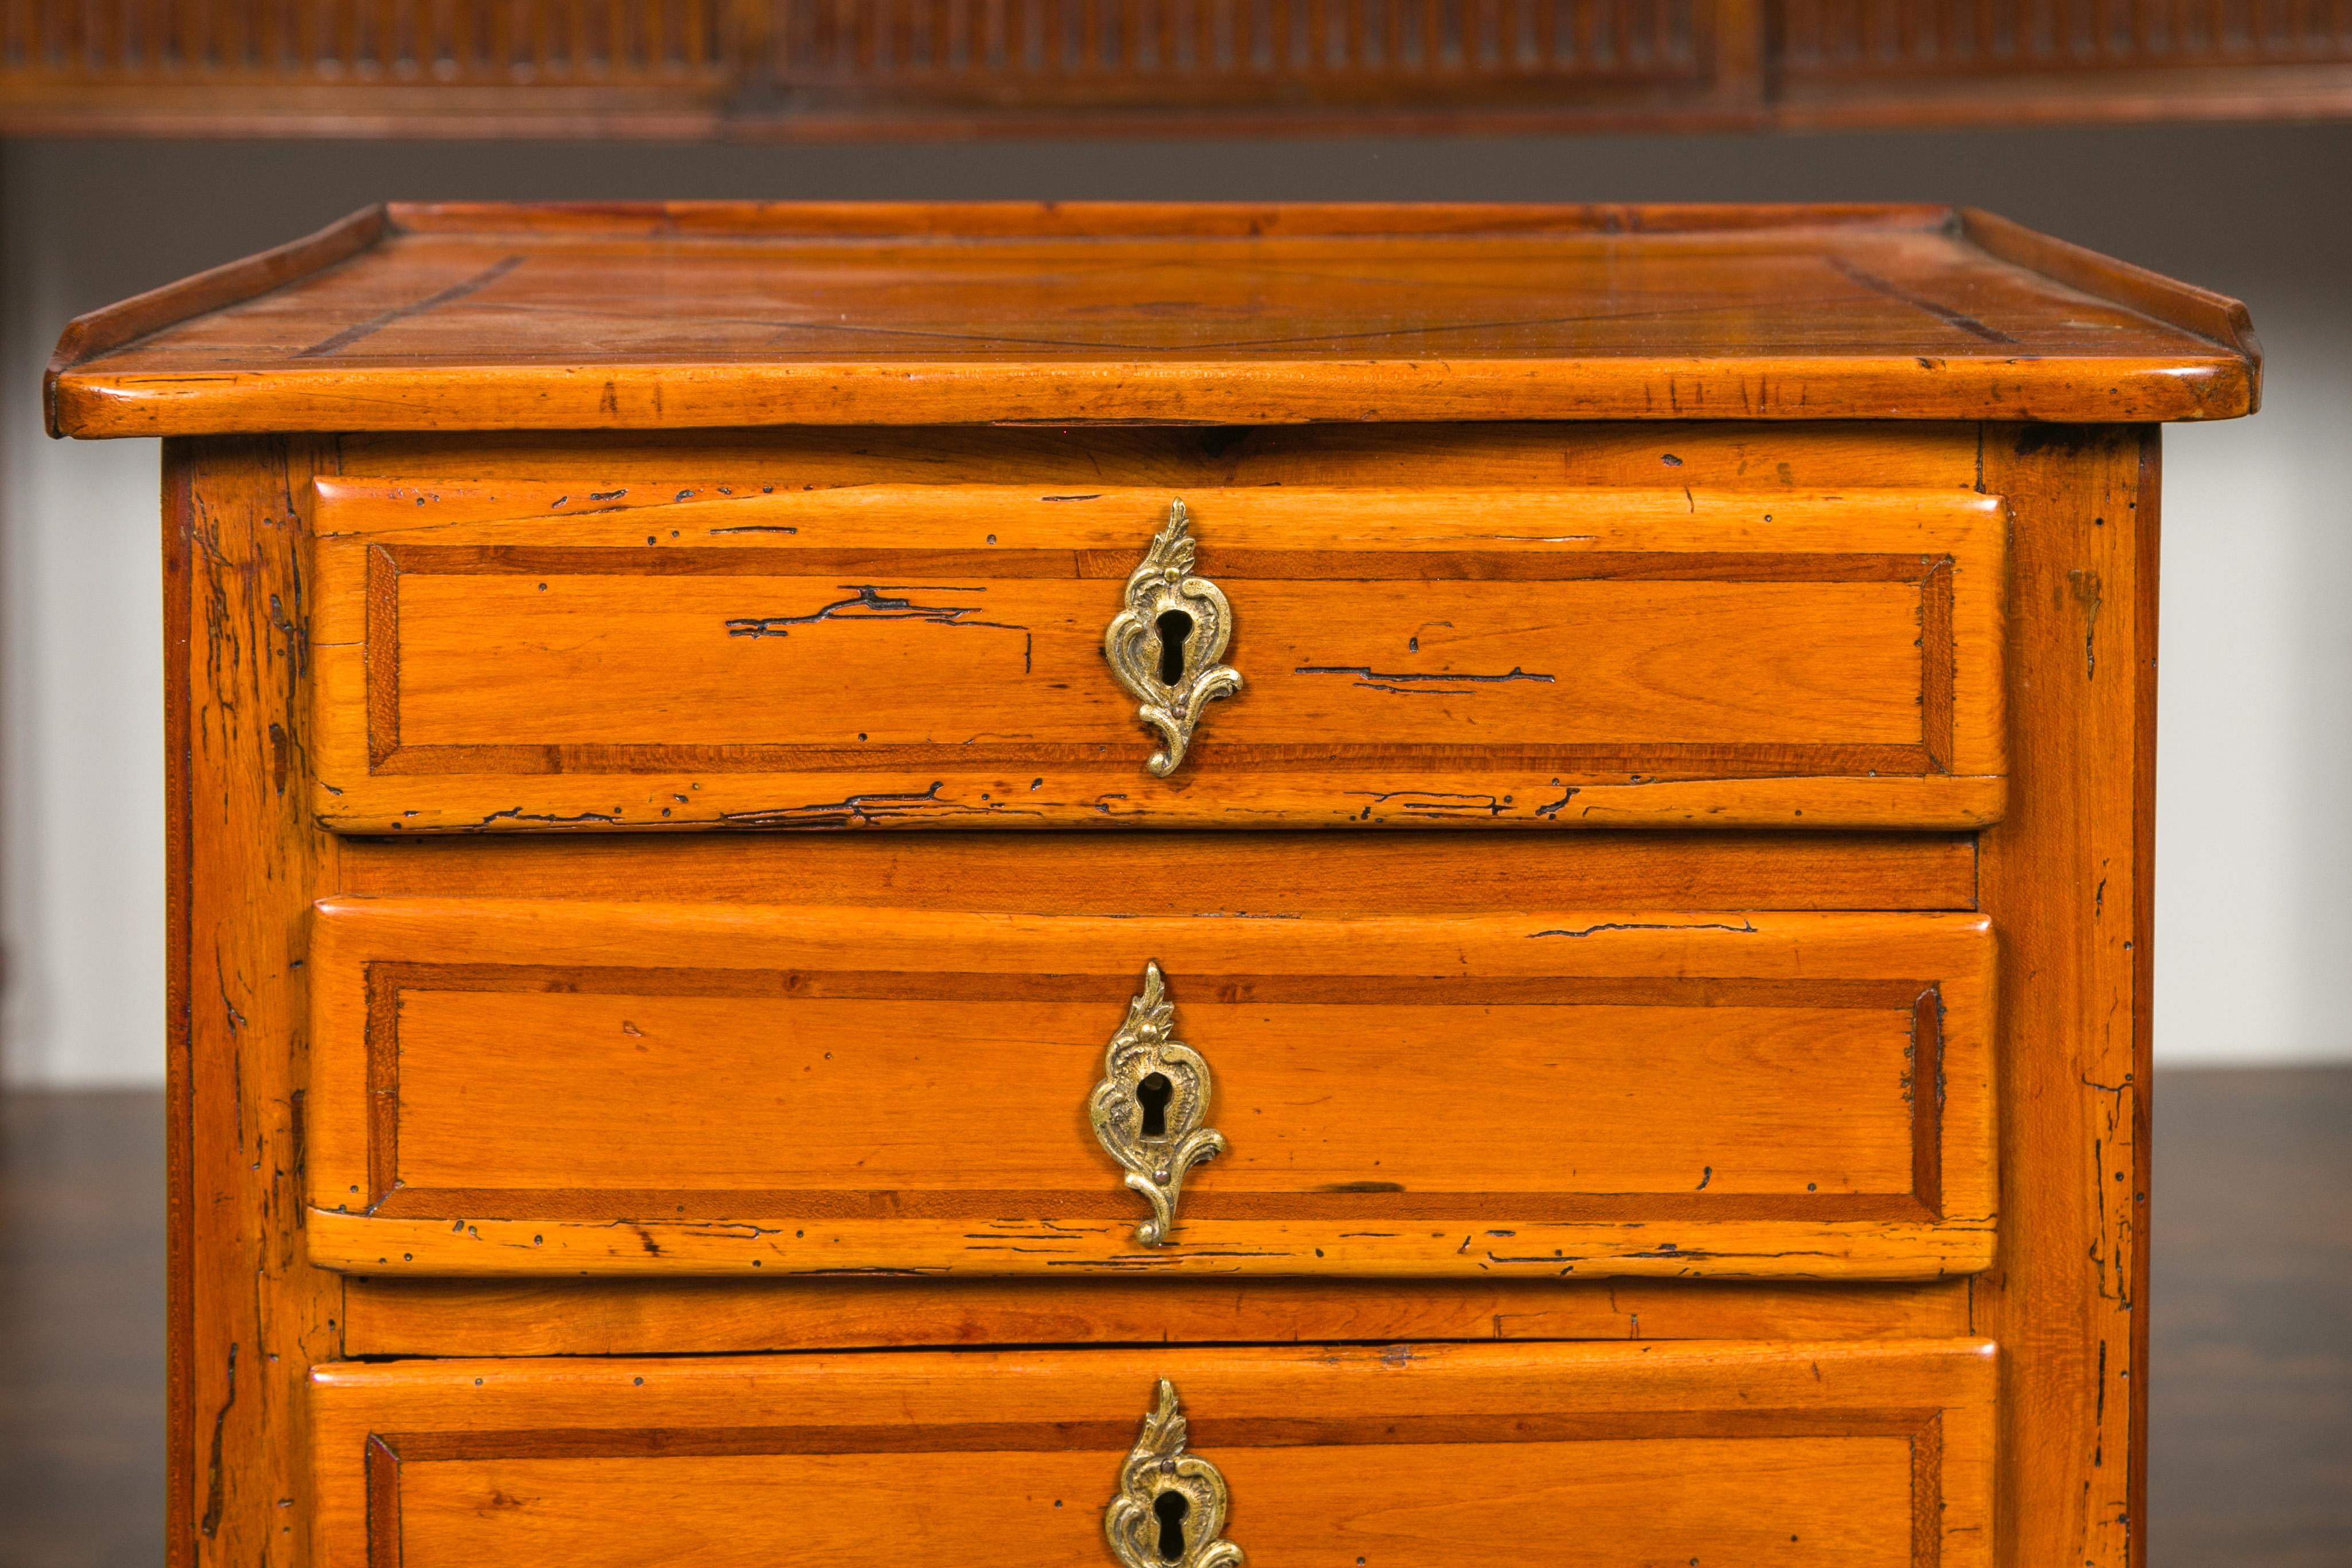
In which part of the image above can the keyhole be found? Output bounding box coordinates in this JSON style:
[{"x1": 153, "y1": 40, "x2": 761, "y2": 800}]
[
  {"x1": 1153, "y1": 1489, "x2": 1191, "y2": 1562},
  {"x1": 1136, "y1": 1072, "x2": 1174, "y2": 1138},
  {"x1": 1155, "y1": 609, "x2": 1194, "y2": 685}
]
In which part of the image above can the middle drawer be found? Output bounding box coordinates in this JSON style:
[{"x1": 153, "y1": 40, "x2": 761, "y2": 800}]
[{"x1": 305, "y1": 900, "x2": 1993, "y2": 1280}]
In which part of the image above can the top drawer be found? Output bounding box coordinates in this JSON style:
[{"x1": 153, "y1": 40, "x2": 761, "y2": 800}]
[{"x1": 309, "y1": 481, "x2": 2006, "y2": 832}]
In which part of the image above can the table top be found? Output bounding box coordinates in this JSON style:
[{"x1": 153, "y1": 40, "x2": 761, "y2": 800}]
[{"x1": 46, "y1": 202, "x2": 2260, "y2": 436}]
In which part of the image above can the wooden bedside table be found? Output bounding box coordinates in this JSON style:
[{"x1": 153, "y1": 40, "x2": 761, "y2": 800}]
[{"x1": 48, "y1": 202, "x2": 2258, "y2": 1568}]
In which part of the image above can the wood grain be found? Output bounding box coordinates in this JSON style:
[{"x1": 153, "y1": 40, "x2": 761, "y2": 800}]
[
  {"x1": 115, "y1": 196, "x2": 2220, "y2": 1568},
  {"x1": 303, "y1": 900, "x2": 1996, "y2": 1278},
  {"x1": 308, "y1": 1339, "x2": 1996, "y2": 1568},
  {"x1": 340, "y1": 1274, "x2": 1975, "y2": 1355},
  {"x1": 308, "y1": 481, "x2": 2007, "y2": 831},
  {"x1": 162, "y1": 438, "x2": 345, "y2": 1568},
  {"x1": 1971, "y1": 424, "x2": 2150, "y2": 1568},
  {"x1": 332, "y1": 829, "x2": 1980, "y2": 912},
  {"x1": 333, "y1": 418, "x2": 1990, "y2": 491},
  {"x1": 46, "y1": 203, "x2": 2257, "y2": 437}
]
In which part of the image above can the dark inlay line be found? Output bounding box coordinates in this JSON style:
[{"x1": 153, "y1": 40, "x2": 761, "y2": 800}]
[
  {"x1": 296, "y1": 255, "x2": 527, "y2": 359},
  {"x1": 369, "y1": 961, "x2": 1934, "y2": 1010},
  {"x1": 370, "y1": 739, "x2": 1935, "y2": 780},
  {"x1": 1825, "y1": 257, "x2": 2020, "y2": 346},
  {"x1": 374, "y1": 1408, "x2": 1939, "y2": 1464},
  {"x1": 382, "y1": 544, "x2": 1939, "y2": 584},
  {"x1": 1296, "y1": 665, "x2": 1557, "y2": 692},
  {"x1": 362, "y1": 1187, "x2": 1941, "y2": 1224}
]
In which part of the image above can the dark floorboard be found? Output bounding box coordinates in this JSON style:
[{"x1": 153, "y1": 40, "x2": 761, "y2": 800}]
[
  {"x1": 2146, "y1": 1068, "x2": 2352, "y2": 1567},
  {"x1": 0, "y1": 1089, "x2": 163, "y2": 1568},
  {"x1": 1, "y1": 1070, "x2": 2345, "y2": 1566}
]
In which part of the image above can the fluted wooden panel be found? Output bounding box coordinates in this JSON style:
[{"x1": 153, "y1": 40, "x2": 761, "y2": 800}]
[
  {"x1": 0, "y1": 0, "x2": 2345, "y2": 131},
  {"x1": 1781, "y1": 0, "x2": 2352, "y2": 75},
  {"x1": 0, "y1": 0, "x2": 731, "y2": 80},
  {"x1": 773, "y1": 1, "x2": 1706, "y2": 84}
]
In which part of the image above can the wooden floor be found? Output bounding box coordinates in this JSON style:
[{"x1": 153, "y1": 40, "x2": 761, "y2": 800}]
[
  {"x1": 2145, "y1": 1068, "x2": 2352, "y2": 1567},
  {"x1": 1, "y1": 1069, "x2": 2344, "y2": 1567}
]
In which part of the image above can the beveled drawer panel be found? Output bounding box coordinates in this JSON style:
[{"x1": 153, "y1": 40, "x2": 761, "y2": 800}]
[
  {"x1": 304, "y1": 899, "x2": 1995, "y2": 1278},
  {"x1": 310, "y1": 1340, "x2": 1996, "y2": 1568},
  {"x1": 308, "y1": 481, "x2": 2007, "y2": 831}
]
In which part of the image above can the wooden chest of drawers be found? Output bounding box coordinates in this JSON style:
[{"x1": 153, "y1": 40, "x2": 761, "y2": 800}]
[{"x1": 49, "y1": 202, "x2": 2259, "y2": 1568}]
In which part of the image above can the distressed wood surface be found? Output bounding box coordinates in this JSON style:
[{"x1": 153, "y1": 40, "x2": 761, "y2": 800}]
[
  {"x1": 309, "y1": 1339, "x2": 1997, "y2": 1568},
  {"x1": 335, "y1": 418, "x2": 1989, "y2": 490},
  {"x1": 163, "y1": 438, "x2": 345, "y2": 1568},
  {"x1": 304, "y1": 901, "x2": 1996, "y2": 1277},
  {"x1": 340, "y1": 1274, "x2": 1975, "y2": 1355},
  {"x1": 47, "y1": 203, "x2": 2257, "y2": 437},
  {"x1": 150, "y1": 398, "x2": 2189, "y2": 1568},
  {"x1": 1971, "y1": 424, "x2": 2153, "y2": 1568},
  {"x1": 308, "y1": 481, "x2": 2007, "y2": 831},
  {"x1": 334, "y1": 828, "x2": 1980, "y2": 912}
]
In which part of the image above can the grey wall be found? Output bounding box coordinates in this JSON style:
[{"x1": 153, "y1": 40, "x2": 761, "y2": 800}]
[{"x1": 5, "y1": 124, "x2": 2345, "y2": 1084}]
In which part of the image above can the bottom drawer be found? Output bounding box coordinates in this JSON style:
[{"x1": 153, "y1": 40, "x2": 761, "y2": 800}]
[{"x1": 311, "y1": 1339, "x2": 1993, "y2": 1567}]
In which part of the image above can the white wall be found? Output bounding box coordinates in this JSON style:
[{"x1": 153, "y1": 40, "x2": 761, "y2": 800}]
[{"x1": 4, "y1": 125, "x2": 2345, "y2": 1083}]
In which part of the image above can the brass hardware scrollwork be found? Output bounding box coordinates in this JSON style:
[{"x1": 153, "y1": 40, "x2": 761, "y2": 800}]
[
  {"x1": 1105, "y1": 1379, "x2": 1244, "y2": 1568},
  {"x1": 1103, "y1": 500, "x2": 1241, "y2": 777},
  {"x1": 1088, "y1": 961, "x2": 1226, "y2": 1246}
]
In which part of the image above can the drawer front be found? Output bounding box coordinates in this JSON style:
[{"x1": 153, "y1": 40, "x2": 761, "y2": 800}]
[
  {"x1": 309, "y1": 1340, "x2": 1995, "y2": 1568},
  {"x1": 309, "y1": 481, "x2": 2006, "y2": 831},
  {"x1": 305, "y1": 900, "x2": 1994, "y2": 1278}
]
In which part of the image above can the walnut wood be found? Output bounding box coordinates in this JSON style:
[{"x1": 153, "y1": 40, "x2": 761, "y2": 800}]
[
  {"x1": 46, "y1": 203, "x2": 2257, "y2": 437},
  {"x1": 340, "y1": 1275, "x2": 1974, "y2": 1356},
  {"x1": 308, "y1": 480, "x2": 2007, "y2": 832},
  {"x1": 108, "y1": 210, "x2": 2251, "y2": 1568},
  {"x1": 335, "y1": 418, "x2": 1988, "y2": 489},
  {"x1": 40, "y1": 205, "x2": 386, "y2": 437},
  {"x1": 2, "y1": 1, "x2": 2349, "y2": 138},
  {"x1": 1957, "y1": 208, "x2": 2263, "y2": 378},
  {"x1": 161, "y1": 437, "x2": 345, "y2": 1568},
  {"x1": 308, "y1": 1340, "x2": 1996, "y2": 1568},
  {"x1": 303, "y1": 901, "x2": 1996, "y2": 1278},
  {"x1": 1971, "y1": 424, "x2": 2152, "y2": 1568},
  {"x1": 333, "y1": 829, "x2": 1979, "y2": 912}
]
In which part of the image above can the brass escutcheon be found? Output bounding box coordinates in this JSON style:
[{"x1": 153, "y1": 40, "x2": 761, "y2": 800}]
[
  {"x1": 1087, "y1": 961, "x2": 1226, "y2": 1246},
  {"x1": 1104, "y1": 1379, "x2": 1244, "y2": 1568},
  {"x1": 1103, "y1": 499, "x2": 1241, "y2": 777}
]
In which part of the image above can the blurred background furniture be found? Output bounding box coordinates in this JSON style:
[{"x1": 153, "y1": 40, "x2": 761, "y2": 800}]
[
  {"x1": 1, "y1": 11, "x2": 2349, "y2": 1568},
  {"x1": 0, "y1": 1, "x2": 2349, "y2": 139}
]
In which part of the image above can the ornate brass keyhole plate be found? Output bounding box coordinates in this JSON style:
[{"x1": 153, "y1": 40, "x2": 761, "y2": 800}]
[
  {"x1": 1103, "y1": 500, "x2": 1241, "y2": 777},
  {"x1": 1105, "y1": 1380, "x2": 1243, "y2": 1568},
  {"x1": 1087, "y1": 962, "x2": 1226, "y2": 1246}
]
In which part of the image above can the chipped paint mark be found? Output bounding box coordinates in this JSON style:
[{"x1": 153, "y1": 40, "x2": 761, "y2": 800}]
[
  {"x1": 1295, "y1": 664, "x2": 1555, "y2": 695},
  {"x1": 469, "y1": 806, "x2": 623, "y2": 829},
  {"x1": 1346, "y1": 790, "x2": 1508, "y2": 818},
  {"x1": 724, "y1": 584, "x2": 1025, "y2": 641},
  {"x1": 1534, "y1": 783, "x2": 1581, "y2": 818},
  {"x1": 1527, "y1": 919, "x2": 1759, "y2": 939},
  {"x1": 720, "y1": 781, "x2": 1041, "y2": 830}
]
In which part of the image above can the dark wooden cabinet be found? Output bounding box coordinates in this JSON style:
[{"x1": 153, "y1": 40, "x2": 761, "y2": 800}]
[{"x1": 46, "y1": 201, "x2": 2256, "y2": 1568}]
